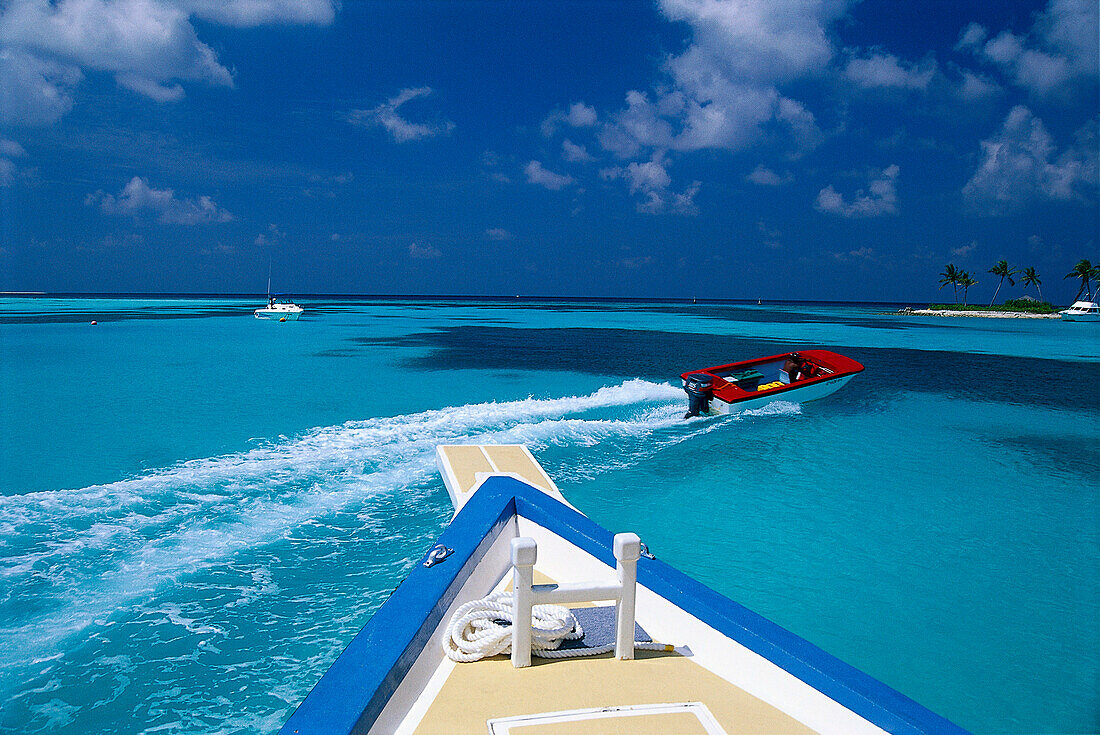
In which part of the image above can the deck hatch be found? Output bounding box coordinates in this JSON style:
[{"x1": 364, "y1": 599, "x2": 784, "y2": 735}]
[{"x1": 487, "y1": 702, "x2": 726, "y2": 734}]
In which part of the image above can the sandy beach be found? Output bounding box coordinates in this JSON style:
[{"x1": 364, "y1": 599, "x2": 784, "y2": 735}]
[{"x1": 901, "y1": 308, "x2": 1060, "y2": 319}]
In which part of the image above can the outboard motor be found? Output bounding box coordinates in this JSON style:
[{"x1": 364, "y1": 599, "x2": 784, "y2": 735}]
[{"x1": 683, "y1": 372, "x2": 713, "y2": 418}]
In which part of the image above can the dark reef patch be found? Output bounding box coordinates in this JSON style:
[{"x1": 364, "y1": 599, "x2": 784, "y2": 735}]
[{"x1": 352, "y1": 325, "x2": 1100, "y2": 412}]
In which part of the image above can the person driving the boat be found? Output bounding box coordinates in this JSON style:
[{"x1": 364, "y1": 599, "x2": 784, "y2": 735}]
[{"x1": 781, "y1": 353, "x2": 805, "y2": 383}]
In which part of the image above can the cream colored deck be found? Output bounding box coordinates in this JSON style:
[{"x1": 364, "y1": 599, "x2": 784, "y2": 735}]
[
  {"x1": 437, "y1": 445, "x2": 569, "y2": 511},
  {"x1": 412, "y1": 626, "x2": 815, "y2": 735},
  {"x1": 412, "y1": 561, "x2": 814, "y2": 735},
  {"x1": 407, "y1": 447, "x2": 874, "y2": 735}
]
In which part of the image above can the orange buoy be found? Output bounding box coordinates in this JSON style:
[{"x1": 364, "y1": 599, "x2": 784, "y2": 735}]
[{"x1": 279, "y1": 317, "x2": 287, "y2": 322}]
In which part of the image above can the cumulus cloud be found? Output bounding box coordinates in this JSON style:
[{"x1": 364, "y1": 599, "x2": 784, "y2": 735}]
[
  {"x1": 0, "y1": 49, "x2": 82, "y2": 125},
  {"x1": 0, "y1": 138, "x2": 26, "y2": 186},
  {"x1": 957, "y1": 70, "x2": 1002, "y2": 100},
  {"x1": 957, "y1": 0, "x2": 1098, "y2": 97},
  {"x1": 540, "y1": 101, "x2": 598, "y2": 137},
  {"x1": 602, "y1": 155, "x2": 700, "y2": 214},
  {"x1": 566, "y1": 0, "x2": 846, "y2": 212},
  {"x1": 0, "y1": 0, "x2": 336, "y2": 125},
  {"x1": 956, "y1": 22, "x2": 987, "y2": 50},
  {"x1": 87, "y1": 176, "x2": 233, "y2": 224},
  {"x1": 843, "y1": 51, "x2": 936, "y2": 90},
  {"x1": 815, "y1": 164, "x2": 900, "y2": 217},
  {"x1": 963, "y1": 106, "x2": 1098, "y2": 212},
  {"x1": 747, "y1": 165, "x2": 792, "y2": 186},
  {"x1": 562, "y1": 139, "x2": 594, "y2": 163},
  {"x1": 524, "y1": 160, "x2": 574, "y2": 190},
  {"x1": 346, "y1": 87, "x2": 455, "y2": 143},
  {"x1": 409, "y1": 242, "x2": 441, "y2": 259},
  {"x1": 593, "y1": 0, "x2": 847, "y2": 159}
]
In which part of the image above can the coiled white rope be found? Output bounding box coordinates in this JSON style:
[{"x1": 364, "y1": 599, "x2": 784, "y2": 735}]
[{"x1": 442, "y1": 591, "x2": 670, "y2": 662}]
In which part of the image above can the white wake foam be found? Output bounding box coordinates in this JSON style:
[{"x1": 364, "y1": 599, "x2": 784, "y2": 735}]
[{"x1": 0, "y1": 379, "x2": 693, "y2": 674}]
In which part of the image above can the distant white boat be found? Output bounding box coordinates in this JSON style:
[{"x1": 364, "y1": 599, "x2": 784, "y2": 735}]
[
  {"x1": 255, "y1": 268, "x2": 304, "y2": 320},
  {"x1": 1059, "y1": 300, "x2": 1099, "y2": 321},
  {"x1": 254, "y1": 296, "x2": 304, "y2": 321}
]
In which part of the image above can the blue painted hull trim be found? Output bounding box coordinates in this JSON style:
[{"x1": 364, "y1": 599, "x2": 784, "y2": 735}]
[{"x1": 281, "y1": 477, "x2": 970, "y2": 735}]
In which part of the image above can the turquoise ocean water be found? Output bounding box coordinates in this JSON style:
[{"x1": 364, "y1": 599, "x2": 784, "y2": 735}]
[{"x1": 0, "y1": 297, "x2": 1097, "y2": 734}]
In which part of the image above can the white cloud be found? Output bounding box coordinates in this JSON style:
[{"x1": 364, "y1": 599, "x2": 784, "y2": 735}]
[
  {"x1": 524, "y1": 160, "x2": 574, "y2": 190},
  {"x1": 956, "y1": 22, "x2": 987, "y2": 51},
  {"x1": 540, "y1": 101, "x2": 598, "y2": 137},
  {"x1": 1, "y1": 0, "x2": 233, "y2": 105},
  {"x1": 347, "y1": 87, "x2": 455, "y2": 143},
  {"x1": 0, "y1": 139, "x2": 25, "y2": 158},
  {"x1": 843, "y1": 51, "x2": 936, "y2": 90},
  {"x1": 0, "y1": 49, "x2": 82, "y2": 125},
  {"x1": 87, "y1": 176, "x2": 233, "y2": 224},
  {"x1": 602, "y1": 154, "x2": 700, "y2": 214},
  {"x1": 485, "y1": 227, "x2": 513, "y2": 241},
  {"x1": 959, "y1": 0, "x2": 1098, "y2": 96},
  {"x1": 0, "y1": 0, "x2": 336, "y2": 125},
  {"x1": 958, "y1": 70, "x2": 1001, "y2": 100},
  {"x1": 0, "y1": 138, "x2": 25, "y2": 186},
  {"x1": 815, "y1": 164, "x2": 900, "y2": 217},
  {"x1": 623, "y1": 159, "x2": 671, "y2": 194},
  {"x1": 593, "y1": 0, "x2": 847, "y2": 159},
  {"x1": 561, "y1": 139, "x2": 594, "y2": 163},
  {"x1": 566, "y1": 102, "x2": 597, "y2": 127},
  {"x1": 184, "y1": 0, "x2": 334, "y2": 27},
  {"x1": 963, "y1": 106, "x2": 1098, "y2": 212},
  {"x1": 747, "y1": 165, "x2": 792, "y2": 185},
  {"x1": 659, "y1": 0, "x2": 844, "y2": 84},
  {"x1": 596, "y1": 90, "x2": 675, "y2": 157},
  {"x1": 409, "y1": 242, "x2": 441, "y2": 259}
]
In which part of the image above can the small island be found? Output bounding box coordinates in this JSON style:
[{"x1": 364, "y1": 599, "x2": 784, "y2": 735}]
[
  {"x1": 901, "y1": 305, "x2": 1059, "y2": 319},
  {"x1": 896, "y1": 259, "x2": 1097, "y2": 318}
]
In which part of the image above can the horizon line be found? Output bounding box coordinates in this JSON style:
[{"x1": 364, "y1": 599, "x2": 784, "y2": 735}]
[{"x1": 0, "y1": 292, "x2": 932, "y2": 307}]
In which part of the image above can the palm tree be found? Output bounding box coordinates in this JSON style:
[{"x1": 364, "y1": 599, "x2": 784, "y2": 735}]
[
  {"x1": 988, "y1": 260, "x2": 1018, "y2": 306},
  {"x1": 958, "y1": 271, "x2": 978, "y2": 306},
  {"x1": 939, "y1": 263, "x2": 961, "y2": 304},
  {"x1": 1064, "y1": 259, "x2": 1094, "y2": 301},
  {"x1": 1020, "y1": 266, "x2": 1043, "y2": 302}
]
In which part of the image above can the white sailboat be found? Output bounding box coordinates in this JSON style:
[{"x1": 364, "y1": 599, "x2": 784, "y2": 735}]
[{"x1": 254, "y1": 269, "x2": 304, "y2": 321}]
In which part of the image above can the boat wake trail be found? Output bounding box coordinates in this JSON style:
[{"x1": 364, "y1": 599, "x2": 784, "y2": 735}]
[{"x1": 0, "y1": 379, "x2": 708, "y2": 680}]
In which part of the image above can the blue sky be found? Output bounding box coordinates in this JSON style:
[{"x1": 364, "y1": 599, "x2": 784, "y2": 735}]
[{"x1": 0, "y1": 0, "x2": 1096, "y2": 301}]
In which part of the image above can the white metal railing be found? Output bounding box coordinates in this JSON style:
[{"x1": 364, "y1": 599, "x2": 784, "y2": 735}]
[{"x1": 509, "y1": 533, "x2": 641, "y2": 668}]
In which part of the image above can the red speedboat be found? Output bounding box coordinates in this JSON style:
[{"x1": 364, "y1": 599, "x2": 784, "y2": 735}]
[{"x1": 682, "y1": 349, "x2": 864, "y2": 416}]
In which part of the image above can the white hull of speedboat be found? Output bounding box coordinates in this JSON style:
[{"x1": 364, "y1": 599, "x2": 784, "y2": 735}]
[{"x1": 711, "y1": 374, "x2": 854, "y2": 415}]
